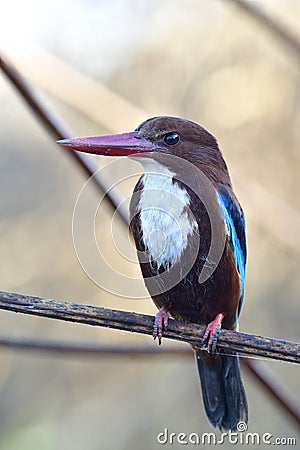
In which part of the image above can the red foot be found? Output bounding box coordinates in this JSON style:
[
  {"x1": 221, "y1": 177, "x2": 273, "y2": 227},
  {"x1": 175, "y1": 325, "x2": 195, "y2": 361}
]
[
  {"x1": 203, "y1": 313, "x2": 224, "y2": 354},
  {"x1": 153, "y1": 307, "x2": 169, "y2": 345}
]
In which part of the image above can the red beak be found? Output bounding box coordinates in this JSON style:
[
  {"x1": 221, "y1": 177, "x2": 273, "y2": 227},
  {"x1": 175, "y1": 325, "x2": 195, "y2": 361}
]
[{"x1": 57, "y1": 131, "x2": 156, "y2": 157}]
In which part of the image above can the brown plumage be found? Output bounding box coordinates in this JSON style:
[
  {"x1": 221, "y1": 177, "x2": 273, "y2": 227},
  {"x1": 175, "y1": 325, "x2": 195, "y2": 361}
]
[
  {"x1": 130, "y1": 117, "x2": 248, "y2": 431},
  {"x1": 58, "y1": 115, "x2": 248, "y2": 431}
]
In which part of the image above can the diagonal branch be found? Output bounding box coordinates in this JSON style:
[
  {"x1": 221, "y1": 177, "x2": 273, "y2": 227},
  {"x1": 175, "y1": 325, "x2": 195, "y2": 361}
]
[
  {"x1": 0, "y1": 290, "x2": 299, "y2": 364},
  {"x1": 0, "y1": 53, "x2": 129, "y2": 225},
  {"x1": 227, "y1": 0, "x2": 300, "y2": 57}
]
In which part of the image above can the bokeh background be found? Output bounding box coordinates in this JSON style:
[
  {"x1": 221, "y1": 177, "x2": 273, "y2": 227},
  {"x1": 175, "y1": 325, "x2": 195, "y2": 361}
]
[{"x1": 0, "y1": 0, "x2": 299, "y2": 449}]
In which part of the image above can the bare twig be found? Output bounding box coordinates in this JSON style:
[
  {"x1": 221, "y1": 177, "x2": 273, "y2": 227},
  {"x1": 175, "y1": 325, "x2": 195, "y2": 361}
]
[
  {"x1": 0, "y1": 290, "x2": 299, "y2": 364},
  {"x1": 0, "y1": 53, "x2": 129, "y2": 225},
  {"x1": 0, "y1": 331, "x2": 299, "y2": 428},
  {"x1": 0, "y1": 334, "x2": 190, "y2": 357},
  {"x1": 227, "y1": 0, "x2": 300, "y2": 57},
  {"x1": 243, "y1": 359, "x2": 300, "y2": 427}
]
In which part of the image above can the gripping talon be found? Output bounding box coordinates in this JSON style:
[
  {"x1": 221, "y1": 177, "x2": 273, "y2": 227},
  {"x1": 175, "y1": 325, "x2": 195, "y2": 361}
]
[
  {"x1": 202, "y1": 313, "x2": 224, "y2": 354},
  {"x1": 153, "y1": 307, "x2": 169, "y2": 345}
]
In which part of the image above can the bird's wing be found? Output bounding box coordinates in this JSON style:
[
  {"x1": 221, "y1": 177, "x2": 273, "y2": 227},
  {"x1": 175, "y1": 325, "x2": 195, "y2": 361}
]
[{"x1": 217, "y1": 187, "x2": 246, "y2": 318}]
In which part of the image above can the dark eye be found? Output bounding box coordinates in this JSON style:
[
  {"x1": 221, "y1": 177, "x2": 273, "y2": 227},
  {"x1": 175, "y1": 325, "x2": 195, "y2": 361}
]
[{"x1": 164, "y1": 132, "x2": 180, "y2": 145}]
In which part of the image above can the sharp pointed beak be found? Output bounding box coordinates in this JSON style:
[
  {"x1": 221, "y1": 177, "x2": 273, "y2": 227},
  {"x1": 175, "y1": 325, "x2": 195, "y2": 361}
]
[{"x1": 57, "y1": 131, "x2": 156, "y2": 157}]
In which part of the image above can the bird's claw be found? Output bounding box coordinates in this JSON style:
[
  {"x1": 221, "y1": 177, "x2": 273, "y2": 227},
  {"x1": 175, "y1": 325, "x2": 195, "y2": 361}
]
[
  {"x1": 153, "y1": 307, "x2": 169, "y2": 345},
  {"x1": 202, "y1": 312, "x2": 224, "y2": 354}
]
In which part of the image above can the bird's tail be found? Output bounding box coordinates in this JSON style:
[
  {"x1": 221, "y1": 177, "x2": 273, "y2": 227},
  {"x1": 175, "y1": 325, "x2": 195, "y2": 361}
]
[{"x1": 195, "y1": 350, "x2": 248, "y2": 431}]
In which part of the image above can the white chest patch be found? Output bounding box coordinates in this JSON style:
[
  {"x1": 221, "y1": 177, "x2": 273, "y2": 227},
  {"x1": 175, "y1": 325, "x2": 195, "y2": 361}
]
[{"x1": 135, "y1": 159, "x2": 198, "y2": 270}]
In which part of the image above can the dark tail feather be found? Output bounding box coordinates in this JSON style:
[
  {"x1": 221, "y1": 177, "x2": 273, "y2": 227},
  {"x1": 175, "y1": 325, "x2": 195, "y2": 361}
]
[{"x1": 195, "y1": 351, "x2": 248, "y2": 431}]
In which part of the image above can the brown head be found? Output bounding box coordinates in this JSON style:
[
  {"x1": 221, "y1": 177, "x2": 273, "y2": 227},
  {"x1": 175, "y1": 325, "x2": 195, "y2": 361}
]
[{"x1": 58, "y1": 116, "x2": 231, "y2": 186}]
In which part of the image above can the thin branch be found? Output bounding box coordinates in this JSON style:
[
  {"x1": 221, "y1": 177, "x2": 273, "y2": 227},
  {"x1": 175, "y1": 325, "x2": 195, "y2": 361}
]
[
  {"x1": 1, "y1": 332, "x2": 299, "y2": 428},
  {"x1": 0, "y1": 290, "x2": 299, "y2": 364},
  {"x1": 0, "y1": 53, "x2": 129, "y2": 225},
  {"x1": 0, "y1": 335, "x2": 190, "y2": 357},
  {"x1": 243, "y1": 359, "x2": 300, "y2": 428},
  {"x1": 226, "y1": 0, "x2": 300, "y2": 57}
]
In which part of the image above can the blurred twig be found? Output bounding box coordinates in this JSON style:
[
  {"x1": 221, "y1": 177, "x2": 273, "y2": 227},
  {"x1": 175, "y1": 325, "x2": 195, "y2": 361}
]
[
  {"x1": 0, "y1": 290, "x2": 299, "y2": 364},
  {"x1": 0, "y1": 331, "x2": 299, "y2": 427},
  {"x1": 0, "y1": 53, "x2": 129, "y2": 225},
  {"x1": 227, "y1": 0, "x2": 300, "y2": 57},
  {"x1": 0, "y1": 335, "x2": 190, "y2": 357},
  {"x1": 243, "y1": 359, "x2": 300, "y2": 428}
]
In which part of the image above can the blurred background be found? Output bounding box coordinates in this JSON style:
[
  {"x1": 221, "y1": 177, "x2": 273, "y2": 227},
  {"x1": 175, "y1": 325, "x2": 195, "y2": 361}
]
[{"x1": 0, "y1": 0, "x2": 299, "y2": 448}]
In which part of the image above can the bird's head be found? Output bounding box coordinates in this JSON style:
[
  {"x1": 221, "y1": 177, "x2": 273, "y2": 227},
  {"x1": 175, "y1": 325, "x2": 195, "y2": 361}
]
[{"x1": 58, "y1": 116, "x2": 230, "y2": 184}]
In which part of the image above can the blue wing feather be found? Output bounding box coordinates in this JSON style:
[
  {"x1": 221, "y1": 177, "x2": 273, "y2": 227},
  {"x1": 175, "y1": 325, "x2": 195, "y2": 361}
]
[{"x1": 217, "y1": 187, "x2": 246, "y2": 321}]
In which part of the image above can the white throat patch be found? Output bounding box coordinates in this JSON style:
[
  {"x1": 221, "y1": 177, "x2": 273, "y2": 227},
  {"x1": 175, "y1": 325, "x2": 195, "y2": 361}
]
[{"x1": 133, "y1": 158, "x2": 198, "y2": 270}]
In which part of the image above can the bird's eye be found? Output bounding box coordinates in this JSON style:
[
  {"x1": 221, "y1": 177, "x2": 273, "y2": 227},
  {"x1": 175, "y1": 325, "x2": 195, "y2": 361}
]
[{"x1": 164, "y1": 132, "x2": 180, "y2": 145}]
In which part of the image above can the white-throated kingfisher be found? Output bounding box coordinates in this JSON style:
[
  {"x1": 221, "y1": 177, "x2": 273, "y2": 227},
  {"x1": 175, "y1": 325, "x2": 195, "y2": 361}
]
[{"x1": 58, "y1": 116, "x2": 248, "y2": 431}]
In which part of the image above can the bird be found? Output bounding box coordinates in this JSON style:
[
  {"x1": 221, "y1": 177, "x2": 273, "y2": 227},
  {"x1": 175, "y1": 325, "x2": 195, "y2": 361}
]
[{"x1": 58, "y1": 116, "x2": 248, "y2": 431}]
